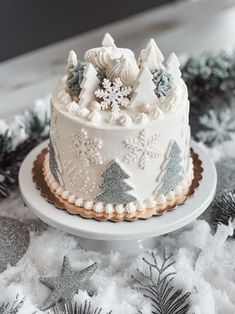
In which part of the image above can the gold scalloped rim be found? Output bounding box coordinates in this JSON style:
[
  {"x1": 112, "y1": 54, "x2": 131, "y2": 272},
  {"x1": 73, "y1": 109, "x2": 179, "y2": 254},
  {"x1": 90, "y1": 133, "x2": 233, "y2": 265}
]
[{"x1": 32, "y1": 148, "x2": 203, "y2": 222}]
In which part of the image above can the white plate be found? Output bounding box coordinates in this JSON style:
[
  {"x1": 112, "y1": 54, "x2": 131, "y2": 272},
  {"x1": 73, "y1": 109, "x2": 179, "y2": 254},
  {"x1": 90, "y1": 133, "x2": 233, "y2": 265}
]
[{"x1": 19, "y1": 140, "x2": 216, "y2": 254}]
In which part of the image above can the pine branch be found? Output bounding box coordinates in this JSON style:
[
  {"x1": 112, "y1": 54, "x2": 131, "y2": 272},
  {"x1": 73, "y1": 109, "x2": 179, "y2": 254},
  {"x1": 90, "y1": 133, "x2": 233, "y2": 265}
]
[
  {"x1": 181, "y1": 52, "x2": 235, "y2": 106},
  {"x1": 210, "y1": 190, "x2": 235, "y2": 237},
  {"x1": 53, "y1": 300, "x2": 112, "y2": 314},
  {"x1": 132, "y1": 251, "x2": 191, "y2": 314},
  {"x1": 0, "y1": 294, "x2": 25, "y2": 314}
]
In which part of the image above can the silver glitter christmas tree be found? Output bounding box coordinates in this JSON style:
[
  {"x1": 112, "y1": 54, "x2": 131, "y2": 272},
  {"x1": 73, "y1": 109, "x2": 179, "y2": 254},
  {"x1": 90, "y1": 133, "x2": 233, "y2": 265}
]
[
  {"x1": 49, "y1": 140, "x2": 61, "y2": 185},
  {"x1": 154, "y1": 140, "x2": 183, "y2": 197},
  {"x1": 95, "y1": 160, "x2": 136, "y2": 205}
]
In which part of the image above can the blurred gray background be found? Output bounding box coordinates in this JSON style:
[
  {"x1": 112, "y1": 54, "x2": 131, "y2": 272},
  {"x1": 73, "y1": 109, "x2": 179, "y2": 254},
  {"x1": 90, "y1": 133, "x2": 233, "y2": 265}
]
[{"x1": 0, "y1": 0, "x2": 178, "y2": 62}]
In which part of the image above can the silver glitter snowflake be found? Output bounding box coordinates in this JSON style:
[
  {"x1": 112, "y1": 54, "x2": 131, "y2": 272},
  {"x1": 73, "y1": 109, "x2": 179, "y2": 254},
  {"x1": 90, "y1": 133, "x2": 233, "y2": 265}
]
[
  {"x1": 95, "y1": 78, "x2": 132, "y2": 112},
  {"x1": 123, "y1": 129, "x2": 161, "y2": 169},
  {"x1": 71, "y1": 128, "x2": 103, "y2": 166},
  {"x1": 196, "y1": 109, "x2": 235, "y2": 145}
]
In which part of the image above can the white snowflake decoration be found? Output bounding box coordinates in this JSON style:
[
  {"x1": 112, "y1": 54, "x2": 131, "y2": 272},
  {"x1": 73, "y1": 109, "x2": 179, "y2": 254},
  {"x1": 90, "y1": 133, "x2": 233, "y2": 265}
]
[
  {"x1": 95, "y1": 78, "x2": 132, "y2": 112},
  {"x1": 196, "y1": 109, "x2": 235, "y2": 145},
  {"x1": 123, "y1": 129, "x2": 161, "y2": 169},
  {"x1": 71, "y1": 128, "x2": 103, "y2": 166}
]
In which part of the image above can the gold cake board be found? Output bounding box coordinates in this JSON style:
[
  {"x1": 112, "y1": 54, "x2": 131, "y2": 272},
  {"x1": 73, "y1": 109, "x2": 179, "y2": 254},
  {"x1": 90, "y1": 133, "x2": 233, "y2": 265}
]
[{"x1": 32, "y1": 148, "x2": 203, "y2": 222}]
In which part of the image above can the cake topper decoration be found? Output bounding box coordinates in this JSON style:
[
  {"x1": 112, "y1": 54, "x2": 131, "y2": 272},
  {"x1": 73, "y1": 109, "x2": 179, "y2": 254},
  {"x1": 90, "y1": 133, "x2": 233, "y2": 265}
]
[
  {"x1": 95, "y1": 78, "x2": 132, "y2": 112},
  {"x1": 130, "y1": 66, "x2": 158, "y2": 108},
  {"x1": 95, "y1": 160, "x2": 136, "y2": 205},
  {"x1": 79, "y1": 63, "x2": 100, "y2": 108},
  {"x1": 166, "y1": 53, "x2": 181, "y2": 84},
  {"x1": 138, "y1": 38, "x2": 164, "y2": 71},
  {"x1": 66, "y1": 51, "x2": 86, "y2": 97},
  {"x1": 152, "y1": 69, "x2": 174, "y2": 98},
  {"x1": 102, "y1": 33, "x2": 116, "y2": 48}
]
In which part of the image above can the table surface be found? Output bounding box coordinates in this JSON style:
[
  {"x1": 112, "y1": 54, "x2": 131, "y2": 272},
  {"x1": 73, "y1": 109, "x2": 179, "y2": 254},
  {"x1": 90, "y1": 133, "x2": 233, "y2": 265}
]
[{"x1": 1, "y1": 0, "x2": 235, "y2": 119}]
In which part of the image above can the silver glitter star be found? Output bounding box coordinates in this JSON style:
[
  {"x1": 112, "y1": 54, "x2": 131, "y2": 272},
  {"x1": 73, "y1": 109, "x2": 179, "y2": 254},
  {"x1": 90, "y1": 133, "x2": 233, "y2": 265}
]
[{"x1": 39, "y1": 256, "x2": 97, "y2": 311}]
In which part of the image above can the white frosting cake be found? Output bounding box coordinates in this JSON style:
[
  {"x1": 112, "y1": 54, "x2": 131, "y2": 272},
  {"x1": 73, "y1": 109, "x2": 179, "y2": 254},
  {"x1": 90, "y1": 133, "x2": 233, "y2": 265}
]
[{"x1": 46, "y1": 34, "x2": 193, "y2": 216}]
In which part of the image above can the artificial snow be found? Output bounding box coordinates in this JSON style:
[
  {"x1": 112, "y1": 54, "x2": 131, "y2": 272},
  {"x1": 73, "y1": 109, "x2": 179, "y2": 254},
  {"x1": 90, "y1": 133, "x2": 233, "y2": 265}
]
[{"x1": 0, "y1": 192, "x2": 235, "y2": 313}]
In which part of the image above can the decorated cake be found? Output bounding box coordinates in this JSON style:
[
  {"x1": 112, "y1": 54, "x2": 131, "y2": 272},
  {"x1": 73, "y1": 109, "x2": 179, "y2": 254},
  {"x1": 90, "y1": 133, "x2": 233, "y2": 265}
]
[{"x1": 44, "y1": 33, "x2": 194, "y2": 220}]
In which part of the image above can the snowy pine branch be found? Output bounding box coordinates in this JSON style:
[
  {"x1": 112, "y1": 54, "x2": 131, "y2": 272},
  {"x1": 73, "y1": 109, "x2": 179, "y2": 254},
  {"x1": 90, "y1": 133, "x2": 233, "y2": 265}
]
[
  {"x1": 53, "y1": 300, "x2": 112, "y2": 314},
  {"x1": 133, "y1": 251, "x2": 191, "y2": 314},
  {"x1": 0, "y1": 294, "x2": 26, "y2": 314}
]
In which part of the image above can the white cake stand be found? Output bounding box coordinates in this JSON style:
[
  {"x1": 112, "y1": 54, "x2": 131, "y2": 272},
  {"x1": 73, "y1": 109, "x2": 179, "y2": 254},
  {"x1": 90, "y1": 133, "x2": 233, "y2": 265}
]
[{"x1": 19, "y1": 140, "x2": 217, "y2": 255}]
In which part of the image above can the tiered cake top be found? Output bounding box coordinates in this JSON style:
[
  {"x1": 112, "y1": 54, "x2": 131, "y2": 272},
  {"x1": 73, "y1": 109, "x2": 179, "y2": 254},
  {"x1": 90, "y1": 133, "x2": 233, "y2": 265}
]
[{"x1": 53, "y1": 33, "x2": 188, "y2": 128}]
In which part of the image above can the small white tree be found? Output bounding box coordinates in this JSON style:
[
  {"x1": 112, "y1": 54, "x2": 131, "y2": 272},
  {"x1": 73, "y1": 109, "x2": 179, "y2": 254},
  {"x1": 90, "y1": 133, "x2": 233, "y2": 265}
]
[
  {"x1": 130, "y1": 66, "x2": 158, "y2": 108},
  {"x1": 102, "y1": 33, "x2": 116, "y2": 48},
  {"x1": 79, "y1": 63, "x2": 100, "y2": 108},
  {"x1": 166, "y1": 53, "x2": 182, "y2": 84},
  {"x1": 66, "y1": 50, "x2": 78, "y2": 76},
  {"x1": 139, "y1": 39, "x2": 164, "y2": 72}
]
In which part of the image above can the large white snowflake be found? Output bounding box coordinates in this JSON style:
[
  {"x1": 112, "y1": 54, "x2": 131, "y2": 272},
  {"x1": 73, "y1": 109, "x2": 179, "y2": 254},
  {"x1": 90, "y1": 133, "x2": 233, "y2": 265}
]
[
  {"x1": 71, "y1": 128, "x2": 103, "y2": 166},
  {"x1": 123, "y1": 129, "x2": 161, "y2": 169},
  {"x1": 95, "y1": 78, "x2": 132, "y2": 112},
  {"x1": 196, "y1": 109, "x2": 235, "y2": 145}
]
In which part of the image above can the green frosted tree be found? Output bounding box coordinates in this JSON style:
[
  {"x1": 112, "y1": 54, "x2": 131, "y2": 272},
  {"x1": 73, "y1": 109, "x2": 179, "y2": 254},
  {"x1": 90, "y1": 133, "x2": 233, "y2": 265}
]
[{"x1": 95, "y1": 160, "x2": 136, "y2": 205}]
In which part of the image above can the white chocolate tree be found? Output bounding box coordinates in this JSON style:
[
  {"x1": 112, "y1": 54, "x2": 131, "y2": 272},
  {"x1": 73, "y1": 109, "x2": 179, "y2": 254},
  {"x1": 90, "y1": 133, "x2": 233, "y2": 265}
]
[
  {"x1": 79, "y1": 63, "x2": 100, "y2": 108},
  {"x1": 130, "y1": 66, "x2": 158, "y2": 108},
  {"x1": 139, "y1": 39, "x2": 164, "y2": 72},
  {"x1": 102, "y1": 33, "x2": 116, "y2": 48},
  {"x1": 166, "y1": 53, "x2": 182, "y2": 84}
]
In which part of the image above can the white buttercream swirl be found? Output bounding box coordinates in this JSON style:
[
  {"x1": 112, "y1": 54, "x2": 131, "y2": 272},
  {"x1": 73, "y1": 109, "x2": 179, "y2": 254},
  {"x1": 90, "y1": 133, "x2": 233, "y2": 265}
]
[
  {"x1": 115, "y1": 204, "x2": 125, "y2": 214},
  {"x1": 84, "y1": 201, "x2": 93, "y2": 210},
  {"x1": 125, "y1": 202, "x2": 137, "y2": 213},
  {"x1": 117, "y1": 114, "x2": 132, "y2": 126},
  {"x1": 66, "y1": 101, "x2": 80, "y2": 114},
  {"x1": 135, "y1": 201, "x2": 146, "y2": 212},
  {"x1": 88, "y1": 110, "x2": 101, "y2": 123},
  {"x1": 94, "y1": 202, "x2": 104, "y2": 213},
  {"x1": 135, "y1": 113, "x2": 148, "y2": 125},
  {"x1": 105, "y1": 204, "x2": 114, "y2": 214}
]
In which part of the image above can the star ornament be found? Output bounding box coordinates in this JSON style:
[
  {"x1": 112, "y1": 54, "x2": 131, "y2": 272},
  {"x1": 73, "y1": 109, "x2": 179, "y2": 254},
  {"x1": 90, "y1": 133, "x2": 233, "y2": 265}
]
[{"x1": 39, "y1": 256, "x2": 97, "y2": 311}]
